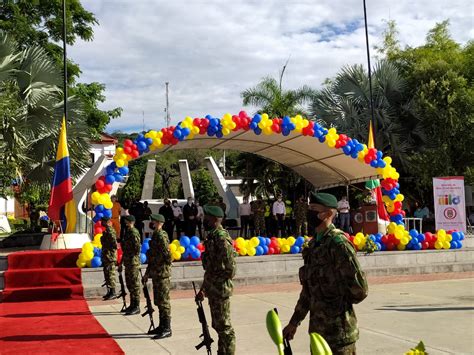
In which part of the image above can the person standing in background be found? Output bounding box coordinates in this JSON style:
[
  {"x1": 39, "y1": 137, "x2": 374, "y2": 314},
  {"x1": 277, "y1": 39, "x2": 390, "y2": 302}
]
[
  {"x1": 239, "y1": 197, "x2": 251, "y2": 239},
  {"x1": 196, "y1": 200, "x2": 204, "y2": 238},
  {"x1": 100, "y1": 217, "x2": 117, "y2": 300},
  {"x1": 251, "y1": 195, "x2": 266, "y2": 236},
  {"x1": 337, "y1": 195, "x2": 351, "y2": 233},
  {"x1": 183, "y1": 197, "x2": 198, "y2": 237},
  {"x1": 159, "y1": 199, "x2": 174, "y2": 239},
  {"x1": 111, "y1": 195, "x2": 122, "y2": 236},
  {"x1": 294, "y1": 195, "x2": 308, "y2": 236},
  {"x1": 218, "y1": 197, "x2": 227, "y2": 222},
  {"x1": 272, "y1": 194, "x2": 286, "y2": 237},
  {"x1": 171, "y1": 200, "x2": 182, "y2": 239}
]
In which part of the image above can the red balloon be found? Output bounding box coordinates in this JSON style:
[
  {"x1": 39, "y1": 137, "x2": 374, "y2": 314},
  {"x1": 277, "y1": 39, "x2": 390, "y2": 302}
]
[
  {"x1": 422, "y1": 242, "x2": 430, "y2": 250},
  {"x1": 238, "y1": 111, "x2": 247, "y2": 119},
  {"x1": 131, "y1": 150, "x2": 139, "y2": 158},
  {"x1": 386, "y1": 242, "x2": 395, "y2": 250},
  {"x1": 268, "y1": 247, "x2": 274, "y2": 255},
  {"x1": 94, "y1": 227, "x2": 103, "y2": 235},
  {"x1": 193, "y1": 118, "x2": 201, "y2": 126},
  {"x1": 381, "y1": 235, "x2": 389, "y2": 244},
  {"x1": 95, "y1": 179, "x2": 105, "y2": 189},
  {"x1": 123, "y1": 139, "x2": 133, "y2": 147},
  {"x1": 104, "y1": 184, "x2": 113, "y2": 193},
  {"x1": 124, "y1": 146, "x2": 132, "y2": 154}
]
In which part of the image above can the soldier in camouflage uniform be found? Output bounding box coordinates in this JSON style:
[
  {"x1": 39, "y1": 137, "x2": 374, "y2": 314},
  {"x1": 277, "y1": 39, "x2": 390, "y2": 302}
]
[
  {"x1": 100, "y1": 217, "x2": 118, "y2": 300},
  {"x1": 251, "y1": 195, "x2": 266, "y2": 236},
  {"x1": 196, "y1": 205, "x2": 236, "y2": 355},
  {"x1": 294, "y1": 195, "x2": 308, "y2": 236},
  {"x1": 142, "y1": 214, "x2": 173, "y2": 339},
  {"x1": 283, "y1": 192, "x2": 368, "y2": 355},
  {"x1": 120, "y1": 215, "x2": 142, "y2": 315}
]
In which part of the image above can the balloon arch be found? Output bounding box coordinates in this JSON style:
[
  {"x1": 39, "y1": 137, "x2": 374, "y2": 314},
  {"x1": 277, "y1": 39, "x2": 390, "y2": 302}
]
[{"x1": 76, "y1": 112, "x2": 464, "y2": 267}]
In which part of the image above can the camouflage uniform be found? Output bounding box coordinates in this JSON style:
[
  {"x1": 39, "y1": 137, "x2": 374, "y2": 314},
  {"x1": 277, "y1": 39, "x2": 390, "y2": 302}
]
[
  {"x1": 122, "y1": 226, "x2": 142, "y2": 304},
  {"x1": 294, "y1": 200, "x2": 308, "y2": 236},
  {"x1": 101, "y1": 225, "x2": 117, "y2": 288},
  {"x1": 202, "y1": 226, "x2": 236, "y2": 355},
  {"x1": 251, "y1": 200, "x2": 266, "y2": 235},
  {"x1": 146, "y1": 229, "x2": 172, "y2": 318},
  {"x1": 289, "y1": 225, "x2": 368, "y2": 354}
]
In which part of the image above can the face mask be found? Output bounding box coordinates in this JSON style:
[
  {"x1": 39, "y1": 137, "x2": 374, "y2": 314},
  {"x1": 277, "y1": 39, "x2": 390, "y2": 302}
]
[
  {"x1": 278, "y1": 199, "x2": 282, "y2": 202},
  {"x1": 149, "y1": 222, "x2": 155, "y2": 229},
  {"x1": 203, "y1": 219, "x2": 213, "y2": 231},
  {"x1": 188, "y1": 201, "x2": 193, "y2": 205},
  {"x1": 173, "y1": 203, "x2": 177, "y2": 207},
  {"x1": 307, "y1": 211, "x2": 324, "y2": 233}
]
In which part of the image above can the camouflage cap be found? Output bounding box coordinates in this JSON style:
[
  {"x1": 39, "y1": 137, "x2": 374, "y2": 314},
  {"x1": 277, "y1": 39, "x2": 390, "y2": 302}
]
[
  {"x1": 203, "y1": 205, "x2": 224, "y2": 218},
  {"x1": 309, "y1": 192, "x2": 338, "y2": 209},
  {"x1": 150, "y1": 214, "x2": 165, "y2": 223},
  {"x1": 124, "y1": 215, "x2": 136, "y2": 222}
]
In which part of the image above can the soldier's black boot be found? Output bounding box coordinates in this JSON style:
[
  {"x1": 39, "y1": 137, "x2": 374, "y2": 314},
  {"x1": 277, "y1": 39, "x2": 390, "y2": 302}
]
[
  {"x1": 102, "y1": 287, "x2": 111, "y2": 300},
  {"x1": 125, "y1": 301, "x2": 140, "y2": 315},
  {"x1": 148, "y1": 315, "x2": 164, "y2": 335},
  {"x1": 104, "y1": 288, "x2": 116, "y2": 300},
  {"x1": 153, "y1": 317, "x2": 172, "y2": 339}
]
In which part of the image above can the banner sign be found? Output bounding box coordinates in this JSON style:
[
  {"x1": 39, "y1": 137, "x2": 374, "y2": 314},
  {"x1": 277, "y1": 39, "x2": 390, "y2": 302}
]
[{"x1": 433, "y1": 177, "x2": 466, "y2": 232}]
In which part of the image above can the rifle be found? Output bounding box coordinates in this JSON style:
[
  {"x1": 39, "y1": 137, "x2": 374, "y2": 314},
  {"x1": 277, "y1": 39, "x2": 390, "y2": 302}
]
[
  {"x1": 117, "y1": 262, "x2": 127, "y2": 312},
  {"x1": 193, "y1": 282, "x2": 214, "y2": 354},
  {"x1": 139, "y1": 269, "x2": 155, "y2": 333}
]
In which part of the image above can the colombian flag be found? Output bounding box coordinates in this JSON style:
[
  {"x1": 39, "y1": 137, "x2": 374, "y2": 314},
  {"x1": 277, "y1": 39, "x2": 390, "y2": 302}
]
[
  {"x1": 48, "y1": 118, "x2": 77, "y2": 233},
  {"x1": 365, "y1": 121, "x2": 390, "y2": 221}
]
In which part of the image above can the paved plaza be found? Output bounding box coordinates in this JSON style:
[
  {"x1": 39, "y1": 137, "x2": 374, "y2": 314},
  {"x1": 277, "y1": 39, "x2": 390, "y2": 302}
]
[{"x1": 89, "y1": 274, "x2": 474, "y2": 354}]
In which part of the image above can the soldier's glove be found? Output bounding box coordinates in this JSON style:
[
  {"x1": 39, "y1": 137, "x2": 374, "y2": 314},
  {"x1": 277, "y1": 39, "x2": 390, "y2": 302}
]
[{"x1": 195, "y1": 289, "x2": 205, "y2": 302}]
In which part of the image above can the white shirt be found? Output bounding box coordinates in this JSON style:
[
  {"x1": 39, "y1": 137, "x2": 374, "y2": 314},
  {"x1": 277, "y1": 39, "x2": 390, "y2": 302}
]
[
  {"x1": 337, "y1": 200, "x2": 350, "y2": 213},
  {"x1": 272, "y1": 201, "x2": 286, "y2": 215},
  {"x1": 197, "y1": 206, "x2": 204, "y2": 219},
  {"x1": 239, "y1": 203, "x2": 251, "y2": 216}
]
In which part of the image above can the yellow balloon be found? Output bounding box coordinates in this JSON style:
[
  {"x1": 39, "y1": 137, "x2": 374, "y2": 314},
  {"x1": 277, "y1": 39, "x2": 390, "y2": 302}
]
[
  {"x1": 76, "y1": 259, "x2": 86, "y2": 268},
  {"x1": 395, "y1": 230, "x2": 404, "y2": 239},
  {"x1": 172, "y1": 240, "x2": 180, "y2": 247},
  {"x1": 328, "y1": 128, "x2": 337, "y2": 135},
  {"x1": 397, "y1": 243, "x2": 406, "y2": 251},
  {"x1": 400, "y1": 237, "x2": 409, "y2": 246},
  {"x1": 222, "y1": 128, "x2": 231, "y2": 135},
  {"x1": 437, "y1": 229, "x2": 446, "y2": 238},
  {"x1": 434, "y1": 241, "x2": 443, "y2": 249},
  {"x1": 116, "y1": 159, "x2": 125, "y2": 168},
  {"x1": 83, "y1": 249, "x2": 94, "y2": 260},
  {"x1": 443, "y1": 241, "x2": 450, "y2": 249},
  {"x1": 178, "y1": 246, "x2": 185, "y2": 253},
  {"x1": 250, "y1": 237, "x2": 260, "y2": 248},
  {"x1": 104, "y1": 201, "x2": 113, "y2": 209},
  {"x1": 326, "y1": 139, "x2": 336, "y2": 148},
  {"x1": 91, "y1": 192, "x2": 100, "y2": 204},
  {"x1": 287, "y1": 236, "x2": 296, "y2": 246},
  {"x1": 169, "y1": 244, "x2": 177, "y2": 253},
  {"x1": 239, "y1": 248, "x2": 247, "y2": 256},
  {"x1": 281, "y1": 244, "x2": 290, "y2": 253},
  {"x1": 247, "y1": 247, "x2": 256, "y2": 256},
  {"x1": 82, "y1": 242, "x2": 93, "y2": 252},
  {"x1": 446, "y1": 234, "x2": 452, "y2": 242},
  {"x1": 86, "y1": 259, "x2": 92, "y2": 267},
  {"x1": 172, "y1": 251, "x2": 182, "y2": 260},
  {"x1": 383, "y1": 156, "x2": 392, "y2": 165}
]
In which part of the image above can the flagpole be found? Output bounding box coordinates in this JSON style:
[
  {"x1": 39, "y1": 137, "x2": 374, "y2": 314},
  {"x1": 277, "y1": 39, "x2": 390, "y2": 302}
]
[
  {"x1": 62, "y1": 0, "x2": 68, "y2": 122},
  {"x1": 363, "y1": 0, "x2": 376, "y2": 148}
]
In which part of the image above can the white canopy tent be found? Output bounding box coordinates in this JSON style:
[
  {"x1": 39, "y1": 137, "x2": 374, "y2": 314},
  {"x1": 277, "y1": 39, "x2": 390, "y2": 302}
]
[{"x1": 155, "y1": 129, "x2": 379, "y2": 189}]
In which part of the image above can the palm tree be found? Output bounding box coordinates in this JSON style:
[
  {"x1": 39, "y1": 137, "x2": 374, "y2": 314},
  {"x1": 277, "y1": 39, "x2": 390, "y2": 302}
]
[
  {"x1": 0, "y1": 31, "x2": 90, "y2": 184},
  {"x1": 310, "y1": 60, "x2": 424, "y2": 169},
  {"x1": 241, "y1": 76, "x2": 315, "y2": 117}
]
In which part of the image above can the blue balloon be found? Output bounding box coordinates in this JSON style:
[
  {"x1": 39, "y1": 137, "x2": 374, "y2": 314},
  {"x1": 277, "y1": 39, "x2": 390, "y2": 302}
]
[
  {"x1": 118, "y1": 166, "x2": 129, "y2": 175},
  {"x1": 253, "y1": 114, "x2": 262, "y2": 123},
  {"x1": 190, "y1": 236, "x2": 200, "y2": 246},
  {"x1": 258, "y1": 237, "x2": 265, "y2": 246},
  {"x1": 216, "y1": 131, "x2": 223, "y2": 138},
  {"x1": 417, "y1": 234, "x2": 425, "y2": 242},
  {"x1": 141, "y1": 242, "x2": 149, "y2": 254},
  {"x1": 266, "y1": 238, "x2": 271, "y2": 246},
  {"x1": 138, "y1": 141, "x2": 147, "y2": 151},
  {"x1": 256, "y1": 246, "x2": 264, "y2": 256},
  {"x1": 249, "y1": 122, "x2": 257, "y2": 130},
  {"x1": 375, "y1": 242, "x2": 382, "y2": 251},
  {"x1": 145, "y1": 138, "x2": 153, "y2": 146},
  {"x1": 180, "y1": 236, "x2": 191, "y2": 248},
  {"x1": 95, "y1": 212, "x2": 104, "y2": 220},
  {"x1": 173, "y1": 129, "x2": 182, "y2": 139},
  {"x1": 295, "y1": 236, "x2": 305, "y2": 247},
  {"x1": 457, "y1": 241, "x2": 463, "y2": 248},
  {"x1": 263, "y1": 246, "x2": 269, "y2": 254},
  {"x1": 140, "y1": 253, "x2": 147, "y2": 264},
  {"x1": 92, "y1": 215, "x2": 100, "y2": 223},
  {"x1": 182, "y1": 128, "x2": 190, "y2": 136},
  {"x1": 369, "y1": 235, "x2": 376, "y2": 242},
  {"x1": 254, "y1": 127, "x2": 262, "y2": 135},
  {"x1": 106, "y1": 166, "x2": 115, "y2": 175},
  {"x1": 290, "y1": 245, "x2": 301, "y2": 254},
  {"x1": 409, "y1": 229, "x2": 418, "y2": 238},
  {"x1": 191, "y1": 248, "x2": 201, "y2": 259},
  {"x1": 114, "y1": 173, "x2": 124, "y2": 182},
  {"x1": 105, "y1": 174, "x2": 115, "y2": 185},
  {"x1": 103, "y1": 209, "x2": 112, "y2": 218},
  {"x1": 91, "y1": 256, "x2": 102, "y2": 268},
  {"x1": 95, "y1": 205, "x2": 105, "y2": 213},
  {"x1": 137, "y1": 134, "x2": 144, "y2": 140}
]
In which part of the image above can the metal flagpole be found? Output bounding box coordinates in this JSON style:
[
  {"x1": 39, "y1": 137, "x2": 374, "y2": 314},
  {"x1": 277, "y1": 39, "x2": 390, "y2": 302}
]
[
  {"x1": 62, "y1": 0, "x2": 68, "y2": 122},
  {"x1": 363, "y1": 0, "x2": 376, "y2": 148}
]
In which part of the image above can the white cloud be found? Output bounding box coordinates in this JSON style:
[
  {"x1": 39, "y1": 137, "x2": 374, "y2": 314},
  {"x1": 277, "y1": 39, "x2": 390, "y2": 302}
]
[{"x1": 68, "y1": 0, "x2": 474, "y2": 132}]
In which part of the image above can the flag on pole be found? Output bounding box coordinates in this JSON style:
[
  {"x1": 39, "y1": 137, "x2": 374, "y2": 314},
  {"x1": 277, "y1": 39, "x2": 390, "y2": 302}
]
[
  {"x1": 48, "y1": 117, "x2": 76, "y2": 233},
  {"x1": 365, "y1": 121, "x2": 390, "y2": 221}
]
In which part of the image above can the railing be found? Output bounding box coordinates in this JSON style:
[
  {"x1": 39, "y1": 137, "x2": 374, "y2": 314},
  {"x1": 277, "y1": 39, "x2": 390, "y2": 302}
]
[{"x1": 404, "y1": 217, "x2": 423, "y2": 232}]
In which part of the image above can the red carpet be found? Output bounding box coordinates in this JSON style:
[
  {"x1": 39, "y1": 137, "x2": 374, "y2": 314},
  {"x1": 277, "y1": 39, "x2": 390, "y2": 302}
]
[{"x1": 0, "y1": 249, "x2": 123, "y2": 354}]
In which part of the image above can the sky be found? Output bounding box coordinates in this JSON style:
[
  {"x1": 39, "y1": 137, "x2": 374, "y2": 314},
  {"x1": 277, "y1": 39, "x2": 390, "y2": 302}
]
[{"x1": 68, "y1": 0, "x2": 473, "y2": 133}]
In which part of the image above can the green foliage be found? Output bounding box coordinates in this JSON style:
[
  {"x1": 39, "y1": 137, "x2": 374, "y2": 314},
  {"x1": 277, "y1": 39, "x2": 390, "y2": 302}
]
[
  {"x1": 383, "y1": 21, "x2": 474, "y2": 202},
  {"x1": 0, "y1": 31, "x2": 90, "y2": 183},
  {"x1": 192, "y1": 168, "x2": 218, "y2": 205},
  {"x1": 241, "y1": 76, "x2": 314, "y2": 117},
  {"x1": 311, "y1": 60, "x2": 424, "y2": 170},
  {"x1": 73, "y1": 82, "x2": 122, "y2": 137},
  {"x1": 15, "y1": 181, "x2": 50, "y2": 207},
  {"x1": 0, "y1": 0, "x2": 98, "y2": 82},
  {"x1": 118, "y1": 158, "x2": 147, "y2": 204}
]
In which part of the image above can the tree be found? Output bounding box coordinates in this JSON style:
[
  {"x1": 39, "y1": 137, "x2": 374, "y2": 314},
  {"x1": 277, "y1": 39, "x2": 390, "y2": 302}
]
[
  {"x1": 73, "y1": 82, "x2": 122, "y2": 137},
  {"x1": 0, "y1": 31, "x2": 90, "y2": 184},
  {"x1": 310, "y1": 60, "x2": 424, "y2": 170},
  {"x1": 0, "y1": 0, "x2": 97, "y2": 82},
  {"x1": 381, "y1": 21, "x2": 474, "y2": 201},
  {"x1": 241, "y1": 76, "x2": 314, "y2": 117},
  {"x1": 192, "y1": 168, "x2": 218, "y2": 205}
]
